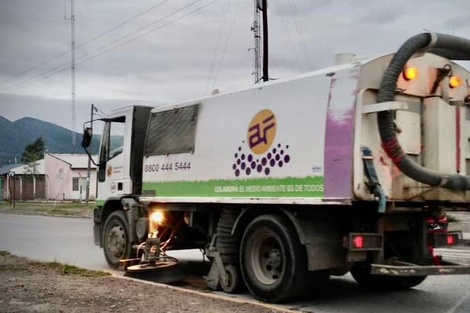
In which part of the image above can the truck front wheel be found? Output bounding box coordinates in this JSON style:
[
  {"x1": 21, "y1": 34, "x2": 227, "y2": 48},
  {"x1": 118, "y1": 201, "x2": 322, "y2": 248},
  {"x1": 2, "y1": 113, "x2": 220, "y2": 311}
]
[
  {"x1": 240, "y1": 214, "x2": 311, "y2": 303},
  {"x1": 103, "y1": 210, "x2": 132, "y2": 268}
]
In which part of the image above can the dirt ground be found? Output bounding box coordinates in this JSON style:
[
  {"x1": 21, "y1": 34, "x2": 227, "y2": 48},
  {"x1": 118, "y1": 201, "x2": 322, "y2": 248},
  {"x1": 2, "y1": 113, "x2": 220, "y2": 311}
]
[
  {"x1": 0, "y1": 204, "x2": 293, "y2": 313},
  {"x1": 0, "y1": 252, "x2": 288, "y2": 313}
]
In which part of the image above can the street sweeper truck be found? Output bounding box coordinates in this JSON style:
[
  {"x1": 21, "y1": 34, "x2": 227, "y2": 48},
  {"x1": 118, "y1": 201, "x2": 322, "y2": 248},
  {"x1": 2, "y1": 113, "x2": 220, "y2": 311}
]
[{"x1": 83, "y1": 32, "x2": 470, "y2": 303}]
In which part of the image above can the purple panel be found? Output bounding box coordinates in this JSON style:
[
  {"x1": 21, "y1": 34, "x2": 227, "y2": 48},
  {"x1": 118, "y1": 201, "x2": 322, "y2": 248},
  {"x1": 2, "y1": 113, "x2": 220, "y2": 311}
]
[{"x1": 324, "y1": 73, "x2": 358, "y2": 199}]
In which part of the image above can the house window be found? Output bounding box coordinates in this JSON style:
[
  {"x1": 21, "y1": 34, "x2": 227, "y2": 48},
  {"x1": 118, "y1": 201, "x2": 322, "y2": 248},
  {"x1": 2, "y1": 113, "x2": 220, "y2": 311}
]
[{"x1": 72, "y1": 177, "x2": 79, "y2": 191}]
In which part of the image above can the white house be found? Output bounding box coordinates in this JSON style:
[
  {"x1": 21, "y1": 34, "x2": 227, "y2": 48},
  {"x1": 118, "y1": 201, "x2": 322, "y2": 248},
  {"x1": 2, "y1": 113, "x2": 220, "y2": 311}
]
[
  {"x1": 1, "y1": 154, "x2": 97, "y2": 202},
  {"x1": 45, "y1": 153, "x2": 97, "y2": 202}
]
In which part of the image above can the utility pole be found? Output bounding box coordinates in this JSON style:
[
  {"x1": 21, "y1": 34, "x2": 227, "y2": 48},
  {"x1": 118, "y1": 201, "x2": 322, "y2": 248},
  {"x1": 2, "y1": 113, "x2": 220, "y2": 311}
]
[
  {"x1": 85, "y1": 103, "x2": 95, "y2": 204},
  {"x1": 251, "y1": 1, "x2": 261, "y2": 83},
  {"x1": 9, "y1": 171, "x2": 16, "y2": 208},
  {"x1": 256, "y1": 0, "x2": 269, "y2": 82},
  {"x1": 65, "y1": 0, "x2": 76, "y2": 152}
]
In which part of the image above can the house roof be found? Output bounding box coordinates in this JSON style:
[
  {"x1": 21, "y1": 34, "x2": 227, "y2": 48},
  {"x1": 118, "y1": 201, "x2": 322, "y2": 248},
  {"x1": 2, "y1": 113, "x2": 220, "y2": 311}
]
[
  {"x1": 0, "y1": 163, "x2": 23, "y2": 175},
  {"x1": 47, "y1": 153, "x2": 97, "y2": 169},
  {"x1": 0, "y1": 154, "x2": 97, "y2": 176},
  {"x1": 0, "y1": 159, "x2": 45, "y2": 175}
]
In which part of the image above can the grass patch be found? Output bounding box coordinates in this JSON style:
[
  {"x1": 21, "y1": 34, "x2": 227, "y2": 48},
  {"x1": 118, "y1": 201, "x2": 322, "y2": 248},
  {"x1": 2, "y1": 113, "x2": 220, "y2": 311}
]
[
  {"x1": 0, "y1": 202, "x2": 95, "y2": 210},
  {"x1": 0, "y1": 201, "x2": 94, "y2": 217},
  {"x1": 30, "y1": 260, "x2": 110, "y2": 277},
  {"x1": 0, "y1": 252, "x2": 109, "y2": 277}
]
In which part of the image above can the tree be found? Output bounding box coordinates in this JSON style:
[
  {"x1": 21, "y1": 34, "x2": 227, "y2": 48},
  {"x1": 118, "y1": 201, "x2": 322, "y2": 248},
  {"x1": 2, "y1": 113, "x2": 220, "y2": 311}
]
[
  {"x1": 21, "y1": 137, "x2": 46, "y2": 163},
  {"x1": 21, "y1": 137, "x2": 46, "y2": 179}
]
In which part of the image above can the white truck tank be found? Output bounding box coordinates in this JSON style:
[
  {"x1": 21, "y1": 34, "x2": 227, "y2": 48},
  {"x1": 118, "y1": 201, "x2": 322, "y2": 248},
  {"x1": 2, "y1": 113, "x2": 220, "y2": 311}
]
[{"x1": 141, "y1": 52, "x2": 470, "y2": 205}]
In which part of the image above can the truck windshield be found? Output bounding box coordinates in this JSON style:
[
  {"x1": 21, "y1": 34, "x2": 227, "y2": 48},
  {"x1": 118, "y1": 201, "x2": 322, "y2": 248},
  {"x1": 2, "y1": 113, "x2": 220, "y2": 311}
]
[{"x1": 100, "y1": 116, "x2": 125, "y2": 162}]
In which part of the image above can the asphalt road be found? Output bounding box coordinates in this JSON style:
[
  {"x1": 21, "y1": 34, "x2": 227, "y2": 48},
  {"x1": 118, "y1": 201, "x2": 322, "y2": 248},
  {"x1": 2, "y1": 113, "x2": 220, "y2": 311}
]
[
  {"x1": 1, "y1": 213, "x2": 470, "y2": 313},
  {"x1": 0, "y1": 214, "x2": 107, "y2": 270}
]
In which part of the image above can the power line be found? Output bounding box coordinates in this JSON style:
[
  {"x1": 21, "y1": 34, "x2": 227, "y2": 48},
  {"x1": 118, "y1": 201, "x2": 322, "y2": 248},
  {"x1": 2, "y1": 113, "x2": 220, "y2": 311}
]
[
  {"x1": 82, "y1": 0, "x2": 171, "y2": 49},
  {"x1": 0, "y1": 49, "x2": 69, "y2": 88},
  {"x1": 288, "y1": 0, "x2": 311, "y2": 70},
  {"x1": 72, "y1": 0, "x2": 214, "y2": 65},
  {"x1": 0, "y1": 0, "x2": 170, "y2": 91},
  {"x1": 1, "y1": 0, "x2": 220, "y2": 94},
  {"x1": 273, "y1": 0, "x2": 303, "y2": 72},
  {"x1": 209, "y1": 0, "x2": 242, "y2": 91},
  {"x1": 206, "y1": 0, "x2": 230, "y2": 93},
  {"x1": 0, "y1": 60, "x2": 70, "y2": 93}
]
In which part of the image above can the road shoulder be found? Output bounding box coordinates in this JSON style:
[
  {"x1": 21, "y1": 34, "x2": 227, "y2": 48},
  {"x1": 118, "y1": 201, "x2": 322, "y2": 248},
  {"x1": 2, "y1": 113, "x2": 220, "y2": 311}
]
[{"x1": 0, "y1": 252, "x2": 290, "y2": 313}]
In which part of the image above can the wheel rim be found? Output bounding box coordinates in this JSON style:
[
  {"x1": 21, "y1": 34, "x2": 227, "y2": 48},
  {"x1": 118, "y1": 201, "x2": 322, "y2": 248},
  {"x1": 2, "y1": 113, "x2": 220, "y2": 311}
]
[
  {"x1": 220, "y1": 265, "x2": 239, "y2": 293},
  {"x1": 249, "y1": 231, "x2": 284, "y2": 286},
  {"x1": 105, "y1": 222, "x2": 127, "y2": 262}
]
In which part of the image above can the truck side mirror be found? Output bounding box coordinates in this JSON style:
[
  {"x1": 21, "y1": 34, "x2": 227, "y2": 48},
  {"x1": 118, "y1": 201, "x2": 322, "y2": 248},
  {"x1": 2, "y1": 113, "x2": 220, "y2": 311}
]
[{"x1": 81, "y1": 127, "x2": 93, "y2": 148}]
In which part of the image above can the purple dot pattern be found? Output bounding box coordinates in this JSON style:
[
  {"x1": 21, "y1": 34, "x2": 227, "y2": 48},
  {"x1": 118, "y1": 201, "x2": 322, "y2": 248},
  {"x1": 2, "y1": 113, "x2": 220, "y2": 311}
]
[{"x1": 232, "y1": 142, "x2": 291, "y2": 177}]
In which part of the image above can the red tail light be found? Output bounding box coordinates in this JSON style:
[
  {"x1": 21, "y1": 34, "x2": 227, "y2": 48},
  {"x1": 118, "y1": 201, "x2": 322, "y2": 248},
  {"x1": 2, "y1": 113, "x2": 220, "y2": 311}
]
[
  {"x1": 346, "y1": 233, "x2": 382, "y2": 251},
  {"x1": 430, "y1": 231, "x2": 462, "y2": 247},
  {"x1": 447, "y1": 235, "x2": 456, "y2": 246},
  {"x1": 353, "y1": 235, "x2": 365, "y2": 249}
]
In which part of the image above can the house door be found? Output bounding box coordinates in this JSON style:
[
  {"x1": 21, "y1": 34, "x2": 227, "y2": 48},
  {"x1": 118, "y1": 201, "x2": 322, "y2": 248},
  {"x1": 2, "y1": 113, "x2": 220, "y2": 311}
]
[{"x1": 72, "y1": 177, "x2": 88, "y2": 201}]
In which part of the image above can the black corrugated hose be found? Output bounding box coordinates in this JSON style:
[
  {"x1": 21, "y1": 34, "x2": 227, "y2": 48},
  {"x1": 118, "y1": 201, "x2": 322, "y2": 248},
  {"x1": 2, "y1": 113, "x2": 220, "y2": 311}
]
[{"x1": 377, "y1": 33, "x2": 470, "y2": 191}]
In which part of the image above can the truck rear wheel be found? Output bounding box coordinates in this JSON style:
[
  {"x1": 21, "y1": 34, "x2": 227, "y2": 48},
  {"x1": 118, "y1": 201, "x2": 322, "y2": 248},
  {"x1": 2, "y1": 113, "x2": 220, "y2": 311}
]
[
  {"x1": 103, "y1": 210, "x2": 132, "y2": 268},
  {"x1": 240, "y1": 214, "x2": 310, "y2": 303},
  {"x1": 351, "y1": 232, "x2": 427, "y2": 290}
]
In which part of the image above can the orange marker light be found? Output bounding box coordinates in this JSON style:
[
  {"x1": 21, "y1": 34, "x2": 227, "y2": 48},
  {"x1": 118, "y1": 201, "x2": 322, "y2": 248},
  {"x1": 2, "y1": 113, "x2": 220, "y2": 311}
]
[
  {"x1": 403, "y1": 67, "x2": 419, "y2": 81},
  {"x1": 449, "y1": 76, "x2": 462, "y2": 88}
]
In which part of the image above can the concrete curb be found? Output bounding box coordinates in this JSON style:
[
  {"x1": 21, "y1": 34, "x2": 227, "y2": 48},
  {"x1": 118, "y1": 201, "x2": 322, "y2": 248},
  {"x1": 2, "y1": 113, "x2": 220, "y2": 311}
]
[{"x1": 116, "y1": 274, "x2": 297, "y2": 313}]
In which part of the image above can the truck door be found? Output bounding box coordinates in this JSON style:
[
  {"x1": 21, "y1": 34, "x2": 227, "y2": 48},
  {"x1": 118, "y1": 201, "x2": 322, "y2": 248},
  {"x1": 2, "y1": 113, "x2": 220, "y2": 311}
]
[
  {"x1": 95, "y1": 106, "x2": 152, "y2": 202},
  {"x1": 96, "y1": 111, "x2": 131, "y2": 201}
]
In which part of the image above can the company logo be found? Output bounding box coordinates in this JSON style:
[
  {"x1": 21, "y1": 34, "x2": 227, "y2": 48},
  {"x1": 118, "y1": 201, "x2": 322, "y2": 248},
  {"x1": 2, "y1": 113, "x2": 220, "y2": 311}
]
[
  {"x1": 107, "y1": 165, "x2": 113, "y2": 177},
  {"x1": 232, "y1": 109, "x2": 291, "y2": 177},
  {"x1": 248, "y1": 109, "x2": 276, "y2": 154}
]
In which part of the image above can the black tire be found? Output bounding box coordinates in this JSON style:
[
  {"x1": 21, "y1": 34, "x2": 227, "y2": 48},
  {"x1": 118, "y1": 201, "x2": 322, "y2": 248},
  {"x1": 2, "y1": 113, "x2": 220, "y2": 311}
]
[
  {"x1": 216, "y1": 208, "x2": 240, "y2": 263},
  {"x1": 351, "y1": 232, "x2": 427, "y2": 291},
  {"x1": 310, "y1": 269, "x2": 331, "y2": 291},
  {"x1": 240, "y1": 214, "x2": 310, "y2": 303},
  {"x1": 220, "y1": 264, "x2": 240, "y2": 294},
  {"x1": 103, "y1": 210, "x2": 132, "y2": 268}
]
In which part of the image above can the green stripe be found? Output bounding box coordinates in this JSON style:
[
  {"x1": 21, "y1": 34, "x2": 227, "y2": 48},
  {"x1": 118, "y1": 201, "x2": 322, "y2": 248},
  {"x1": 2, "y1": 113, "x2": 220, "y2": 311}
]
[{"x1": 143, "y1": 176, "x2": 323, "y2": 198}]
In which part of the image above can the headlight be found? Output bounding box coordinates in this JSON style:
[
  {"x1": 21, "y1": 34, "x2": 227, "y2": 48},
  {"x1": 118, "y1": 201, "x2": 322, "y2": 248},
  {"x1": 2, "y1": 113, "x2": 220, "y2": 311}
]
[{"x1": 150, "y1": 210, "x2": 165, "y2": 225}]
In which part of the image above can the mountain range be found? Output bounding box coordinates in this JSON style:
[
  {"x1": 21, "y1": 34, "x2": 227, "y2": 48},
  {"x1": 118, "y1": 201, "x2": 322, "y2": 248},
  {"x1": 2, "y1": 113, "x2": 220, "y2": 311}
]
[{"x1": 0, "y1": 116, "x2": 100, "y2": 166}]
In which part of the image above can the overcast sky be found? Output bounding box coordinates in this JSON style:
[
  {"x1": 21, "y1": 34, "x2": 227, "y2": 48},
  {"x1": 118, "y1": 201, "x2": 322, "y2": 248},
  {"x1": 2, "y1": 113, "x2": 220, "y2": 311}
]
[{"x1": 0, "y1": 0, "x2": 469, "y2": 132}]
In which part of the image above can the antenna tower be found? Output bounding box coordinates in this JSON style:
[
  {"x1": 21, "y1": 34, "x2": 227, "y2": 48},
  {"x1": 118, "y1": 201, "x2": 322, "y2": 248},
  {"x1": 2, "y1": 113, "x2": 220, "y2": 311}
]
[{"x1": 65, "y1": 0, "x2": 76, "y2": 152}]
